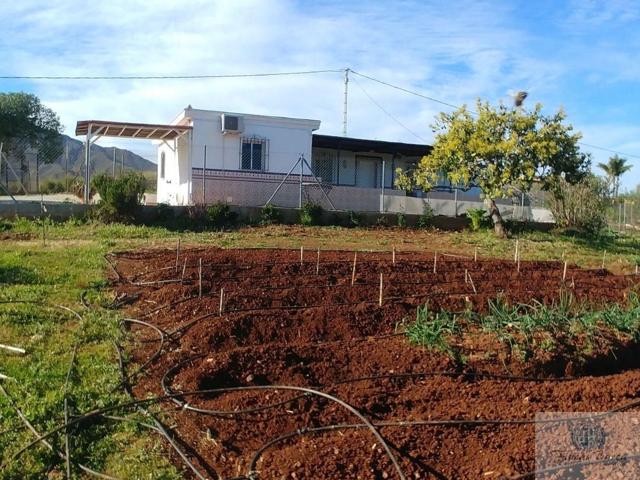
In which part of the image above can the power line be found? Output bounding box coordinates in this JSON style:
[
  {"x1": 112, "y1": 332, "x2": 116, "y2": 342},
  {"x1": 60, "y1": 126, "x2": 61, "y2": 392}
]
[
  {"x1": 351, "y1": 76, "x2": 427, "y2": 143},
  {"x1": 352, "y1": 69, "x2": 640, "y2": 161},
  {"x1": 350, "y1": 69, "x2": 463, "y2": 111},
  {"x1": 4, "y1": 65, "x2": 638, "y2": 161},
  {"x1": 0, "y1": 69, "x2": 343, "y2": 80}
]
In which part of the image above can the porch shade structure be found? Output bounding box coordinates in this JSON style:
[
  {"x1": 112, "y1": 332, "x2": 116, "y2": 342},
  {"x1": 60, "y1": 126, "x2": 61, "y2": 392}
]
[{"x1": 75, "y1": 120, "x2": 192, "y2": 204}]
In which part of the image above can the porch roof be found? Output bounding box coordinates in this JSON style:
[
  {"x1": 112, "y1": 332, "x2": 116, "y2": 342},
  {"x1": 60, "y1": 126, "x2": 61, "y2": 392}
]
[
  {"x1": 75, "y1": 120, "x2": 192, "y2": 140},
  {"x1": 312, "y1": 134, "x2": 431, "y2": 157}
]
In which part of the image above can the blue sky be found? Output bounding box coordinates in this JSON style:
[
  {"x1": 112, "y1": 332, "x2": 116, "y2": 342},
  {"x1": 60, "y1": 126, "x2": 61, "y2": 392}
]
[{"x1": 1, "y1": 0, "x2": 639, "y2": 190}]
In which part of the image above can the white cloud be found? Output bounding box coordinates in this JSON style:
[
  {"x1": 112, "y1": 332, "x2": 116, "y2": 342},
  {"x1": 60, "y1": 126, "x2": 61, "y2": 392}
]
[{"x1": 1, "y1": 0, "x2": 638, "y2": 190}]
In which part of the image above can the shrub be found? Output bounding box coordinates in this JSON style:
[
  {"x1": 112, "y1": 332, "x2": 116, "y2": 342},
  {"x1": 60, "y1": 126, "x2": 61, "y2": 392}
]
[
  {"x1": 91, "y1": 172, "x2": 146, "y2": 222},
  {"x1": 41, "y1": 180, "x2": 65, "y2": 194},
  {"x1": 417, "y1": 204, "x2": 434, "y2": 229},
  {"x1": 396, "y1": 212, "x2": 406, "y2": 228},
  {"x1": 206, "y1": 202, "x2": 237, "y2": 229},
  {"x1": 260, "y1": 204, "x2": 282, "y2": 225},
  {"x1": 466, "y1": 208, "x2": 487, "y2": 231},
  {"x1": 346, "y1": 210, "x2": 362, "y2": 227},
  {"x1": 155, "y1": 203, "x2": 174, "y2": 223},
  {"x1": 548, "y1": 176, "x2": 608, "y2": 236},
  {"x1": 300, "y1": 202, "x2": 323, "y2": 226}
]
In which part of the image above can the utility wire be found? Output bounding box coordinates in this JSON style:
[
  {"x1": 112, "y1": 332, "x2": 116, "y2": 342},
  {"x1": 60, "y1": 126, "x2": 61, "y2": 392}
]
[
  {"x1": 352, "y1": 69, "x2": 640, "y2": 161},
  {"x1": 350, "y1": 69, "x2": 464, "y2": 111},
  {"x1": 0, "y1": 69, "x2": 343, "y2": 80},
  {"x1": 351, "y1": 76, "x2": 427, "y2": 143},
  {"x1": 3, "y1": 65, "x2": 638, "y2": 160}
]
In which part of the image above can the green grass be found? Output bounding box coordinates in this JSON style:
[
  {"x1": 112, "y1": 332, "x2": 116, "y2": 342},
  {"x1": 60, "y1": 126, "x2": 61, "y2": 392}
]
[
  {"x1": 0, "y1": 240, "x2": 180, "y2": 478},
  {"x1": 0, "y1": 216, "x2": 639, "y2": 476}
]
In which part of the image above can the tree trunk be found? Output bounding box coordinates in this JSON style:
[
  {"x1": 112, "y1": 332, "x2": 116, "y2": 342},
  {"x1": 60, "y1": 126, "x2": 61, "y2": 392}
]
[{"x1": 487, "y1": 198, "x2": 507, "y2": 238}]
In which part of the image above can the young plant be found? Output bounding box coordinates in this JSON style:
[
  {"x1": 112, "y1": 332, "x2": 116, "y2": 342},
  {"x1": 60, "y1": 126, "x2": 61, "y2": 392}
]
[
  {"x1": 260, "y1": 203, "x2": 282, "y2": 225},
  {"x1": 417, "y1": 204, "x2": 434, "y2": 229},
  {"x1": 466, "y1": 208, "x2": 488, "y2": 231},
  {"x1": 299, "y1": 202, "x2": 323, "y2": 226},
  {"x1": 406, "y1": 304, "x2": 460, "y2": 356},
  {"x1": 206, "y1": 202, "x2": 237, "y2": 229}
]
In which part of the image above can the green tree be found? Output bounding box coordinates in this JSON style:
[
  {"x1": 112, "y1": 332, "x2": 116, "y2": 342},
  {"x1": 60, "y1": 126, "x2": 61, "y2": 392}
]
[
  {"x1": 396, "y1": 100, "x2": 589, "y2": 237},
  {"x1": 0, "y1": 92, "x2": 63, "y2": 190},
  {"x1": 598, "y1": 154, "x2": 632, "y2": 198}
]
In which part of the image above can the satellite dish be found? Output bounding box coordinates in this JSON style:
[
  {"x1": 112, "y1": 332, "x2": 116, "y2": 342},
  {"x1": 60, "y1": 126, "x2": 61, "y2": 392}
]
[{"x1": 514, "y1": 91, "x2": 528, "y2": 107}]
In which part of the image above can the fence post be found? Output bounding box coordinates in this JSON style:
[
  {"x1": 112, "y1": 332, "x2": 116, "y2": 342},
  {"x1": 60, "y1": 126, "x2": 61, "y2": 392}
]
[{"x1": 454, "y1": 188, "x2": 458, "y2": 216}]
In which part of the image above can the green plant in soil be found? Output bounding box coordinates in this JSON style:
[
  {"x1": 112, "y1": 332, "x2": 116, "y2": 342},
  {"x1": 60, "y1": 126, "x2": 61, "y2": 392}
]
[
  {"x1": 408, "y1": 292, "x2": 640, "y2": 364},
  {"x1": 466, "y1": 208, "x2": 488, "y2": 231},
  {"x1": 299, "y1": 202, "x2": 323, "y2": 226},
  {"x1": 406, "y1": 304, "x2": 461, "y2": 355}
]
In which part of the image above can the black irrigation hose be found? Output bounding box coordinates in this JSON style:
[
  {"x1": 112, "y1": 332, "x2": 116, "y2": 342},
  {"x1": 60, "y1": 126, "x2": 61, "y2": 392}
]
[
  {"x1": 113, "y1": 318, "x2": 167, "y2": 388},
  {"x1": 113, "y1": 341, "x2": 210, "y2": 480},
  {"x1": 0, "y1": 383, "x2": 119, "y2": 480}
]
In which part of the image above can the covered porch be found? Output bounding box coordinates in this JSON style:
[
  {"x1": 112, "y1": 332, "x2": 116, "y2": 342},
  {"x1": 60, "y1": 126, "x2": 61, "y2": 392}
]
[{"x1": 75, "y1": 120, "x2": 192, "y2": 204}]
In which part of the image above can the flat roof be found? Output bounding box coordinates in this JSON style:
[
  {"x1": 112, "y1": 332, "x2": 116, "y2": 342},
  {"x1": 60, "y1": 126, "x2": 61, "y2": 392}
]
[
  {"x1": 75, "y1": 120, "x2": 192, "y2": 140},
  {"x1": 312, "y1": 134, "x2": 431, "y2": 156}
]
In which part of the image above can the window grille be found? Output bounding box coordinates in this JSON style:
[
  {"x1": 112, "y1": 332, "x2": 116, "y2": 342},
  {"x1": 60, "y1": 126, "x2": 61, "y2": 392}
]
[
  {"x1": 311, "y1": 149, "x2": 337, "y2": 184},
  {"x1": 240, "y1": 137, "x2": 268, "y2": 171}
]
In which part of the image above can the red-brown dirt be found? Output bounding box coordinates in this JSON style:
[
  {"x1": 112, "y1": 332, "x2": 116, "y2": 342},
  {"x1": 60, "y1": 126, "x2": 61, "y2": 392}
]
[{"x1": 111, "y1": 247, "x2": 640, "y2": 480}]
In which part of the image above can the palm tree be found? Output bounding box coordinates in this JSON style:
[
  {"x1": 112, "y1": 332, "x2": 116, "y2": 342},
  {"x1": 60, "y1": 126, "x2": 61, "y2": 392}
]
[{"x1": 598, "y1": 155, "x2": 632, "y2": 198}]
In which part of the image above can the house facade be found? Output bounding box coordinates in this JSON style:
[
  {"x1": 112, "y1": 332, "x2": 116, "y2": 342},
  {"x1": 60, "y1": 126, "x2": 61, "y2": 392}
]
[{"x1": 156, "y1": 107, "x2": 434, "y2": 212}]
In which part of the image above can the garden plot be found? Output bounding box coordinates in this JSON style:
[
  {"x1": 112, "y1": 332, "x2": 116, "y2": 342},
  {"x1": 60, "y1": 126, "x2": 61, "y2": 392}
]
[{"x1": 112, "y1": 247, "x2": 640, "y2": 479}]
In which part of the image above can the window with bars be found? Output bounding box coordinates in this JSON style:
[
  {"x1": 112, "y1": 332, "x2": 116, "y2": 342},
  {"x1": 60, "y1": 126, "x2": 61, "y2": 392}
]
[
  {"x1": 240, "y1": 137, "x2": 267, "y2": 171},
  {"x1": 311, "y1": 149, "x2": 337, "y2": 183}
]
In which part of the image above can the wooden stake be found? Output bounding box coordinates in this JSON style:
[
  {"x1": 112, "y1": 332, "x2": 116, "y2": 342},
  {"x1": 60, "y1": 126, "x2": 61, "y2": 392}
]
[
  {"x1": 300, "y1": 246, "x2": 304, "y2": 265},
  {"x1": 562, "y1": 261, "x2": 568, "y2": 282},
  {"x1": 517, "y1": 253, "x2": 521, "y2": 273},
  {"x1": 474, "y1": 247, "x2": 478, "y2": 262},
  {"x1": 198, "y1": 258, "x2": 202, "y2": 298},
  {"x1": 351, "y1": 252, "x2": 358, "y2": 286},
  {"x1": 464, "y1": 269, "x2": 468, "y2": 283},
  {"x1": 392, "y1": 247, "x2": 396, "y2": 265},
  {"x1": 601, "y1": 250, "x2": 606, "y2": 270},
  {"x1": 316, "y1": 248, "x2": 320, "y2": 275},
  {"x1": 636, "y1": 264, "x2": 639, "y2": 275},
  {"x1": 219, "y1": 288, "x2": 224, "y2": 315},
  {"x1": 175, "y1": 238, "x2": 181, "y2": 272},
  {"x1": 468, "y1": 273, "x2": 478, "y2": 294},
  {"x1": 514, "y1": 239, "x2": 519, "y2": 263},
  {"x1": 379, "y1": 273, "x2": 383, "y2": 307},
  {"x1": 433, "y1": 252, "x2": 438, "y2": 274},
  {"x1": 181, "y1": 258, "x2": 187, "y2": 283}
]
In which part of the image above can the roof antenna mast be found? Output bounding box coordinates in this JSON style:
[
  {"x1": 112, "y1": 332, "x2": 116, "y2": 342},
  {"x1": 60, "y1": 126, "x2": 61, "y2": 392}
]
[{"x1": 343, "y1": 68, "x2": 350, "y2": 136}]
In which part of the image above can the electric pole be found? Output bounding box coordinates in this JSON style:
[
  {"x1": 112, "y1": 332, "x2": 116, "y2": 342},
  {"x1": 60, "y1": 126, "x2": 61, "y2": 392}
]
[{"x1": 343, "y1": 68, "x2": 349, "y2": 136}]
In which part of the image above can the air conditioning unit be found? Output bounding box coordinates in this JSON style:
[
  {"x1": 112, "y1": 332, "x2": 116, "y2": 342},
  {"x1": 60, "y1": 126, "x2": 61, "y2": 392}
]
[{"x1": 221, "y1": 114, "x2": 243, "y2": 134}]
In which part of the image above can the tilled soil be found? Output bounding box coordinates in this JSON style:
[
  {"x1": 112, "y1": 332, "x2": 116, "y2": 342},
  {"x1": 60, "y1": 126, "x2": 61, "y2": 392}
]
[{"x1": 111, "y1": 247, "x2": 640, "y2": 479}]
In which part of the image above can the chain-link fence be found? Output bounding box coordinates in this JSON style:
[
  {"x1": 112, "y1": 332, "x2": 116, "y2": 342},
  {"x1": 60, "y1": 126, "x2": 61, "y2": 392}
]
[
  {"x1": 0, "y1": 135, "x2": 157, "y2": 203},
  {"x1": 607, "y1": 197, "x2": 639, "y2": 233}
]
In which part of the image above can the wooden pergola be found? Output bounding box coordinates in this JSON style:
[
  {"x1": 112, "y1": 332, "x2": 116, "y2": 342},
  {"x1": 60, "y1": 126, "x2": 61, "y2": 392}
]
[{"x1": 75, "y1": 120, "x2": 192, "y2": 203}]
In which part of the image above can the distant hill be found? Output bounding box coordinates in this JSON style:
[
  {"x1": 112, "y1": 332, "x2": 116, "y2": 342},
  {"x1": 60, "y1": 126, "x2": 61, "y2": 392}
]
[
  {"x1": 1, "y1": 134, "x2": 157, "y2": 192},
  {"x1": 39, "y1": 135, "x2": 156, "y2": 180}
]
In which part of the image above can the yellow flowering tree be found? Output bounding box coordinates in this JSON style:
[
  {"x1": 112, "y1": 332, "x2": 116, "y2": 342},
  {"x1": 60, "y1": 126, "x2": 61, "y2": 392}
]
[{"x1": 396, "y1": 100, "x2": 589, "y2": 237}]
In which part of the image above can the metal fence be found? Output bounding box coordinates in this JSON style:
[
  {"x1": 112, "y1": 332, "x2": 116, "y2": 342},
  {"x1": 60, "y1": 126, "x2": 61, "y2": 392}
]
[{"x1": 191, "y1": 167, "x2": 554, "y2": 222}]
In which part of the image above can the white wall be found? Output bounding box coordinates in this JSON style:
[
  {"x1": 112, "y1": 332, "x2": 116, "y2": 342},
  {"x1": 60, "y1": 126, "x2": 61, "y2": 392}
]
[
  {"x1": 188, "y1": 109, "x2": 319, "y2": 174},
  {"x1": 156, "y1": 134, "x2": 191, "y2": 206}
]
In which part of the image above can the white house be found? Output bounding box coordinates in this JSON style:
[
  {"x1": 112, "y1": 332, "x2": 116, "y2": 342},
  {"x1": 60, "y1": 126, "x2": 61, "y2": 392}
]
[
  {"x1": 76, "y1": 108, "x2": 550, "y2": 221},
  {"x1": 156, "y1": 107, "x2": 321, "y2": 206},
  {"x1": 154, "y1": 106, "x2": 434, "y2": 211}
]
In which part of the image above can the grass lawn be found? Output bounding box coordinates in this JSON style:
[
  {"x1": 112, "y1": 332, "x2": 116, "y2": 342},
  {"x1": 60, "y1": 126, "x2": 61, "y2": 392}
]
[{"x1": 0, "y1": 217, "x2": 638, "y2": 478}]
